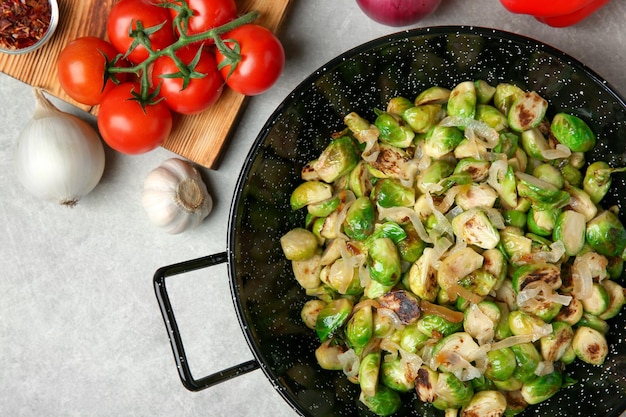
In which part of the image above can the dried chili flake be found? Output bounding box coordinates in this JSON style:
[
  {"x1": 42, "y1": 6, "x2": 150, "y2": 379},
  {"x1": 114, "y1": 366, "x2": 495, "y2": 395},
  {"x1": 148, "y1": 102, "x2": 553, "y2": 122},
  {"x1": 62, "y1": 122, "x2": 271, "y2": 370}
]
[{"x1": 0, "y1": 0, "x2": 52, "y2": 51}]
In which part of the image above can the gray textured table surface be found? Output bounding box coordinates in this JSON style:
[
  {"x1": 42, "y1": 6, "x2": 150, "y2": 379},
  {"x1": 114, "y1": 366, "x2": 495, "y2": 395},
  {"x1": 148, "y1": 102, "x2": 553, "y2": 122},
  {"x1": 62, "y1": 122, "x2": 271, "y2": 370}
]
[{"x1": 1, "y1": 1, "x2": 625, "y2": 416}]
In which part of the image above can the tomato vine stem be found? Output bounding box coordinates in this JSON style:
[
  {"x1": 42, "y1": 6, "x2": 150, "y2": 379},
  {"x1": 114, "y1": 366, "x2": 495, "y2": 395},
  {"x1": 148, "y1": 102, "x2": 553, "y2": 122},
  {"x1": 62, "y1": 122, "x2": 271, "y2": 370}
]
[{"x1": 107, "y1": 9, "x2": 259, "y2": 103}]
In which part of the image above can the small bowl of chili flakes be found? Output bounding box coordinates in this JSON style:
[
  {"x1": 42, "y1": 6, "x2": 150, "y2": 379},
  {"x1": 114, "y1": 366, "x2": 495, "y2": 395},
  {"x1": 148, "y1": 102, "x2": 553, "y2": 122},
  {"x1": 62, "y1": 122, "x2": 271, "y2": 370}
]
[{"x1": 0, "y1": 0, "x2": 59, "y2": 55}]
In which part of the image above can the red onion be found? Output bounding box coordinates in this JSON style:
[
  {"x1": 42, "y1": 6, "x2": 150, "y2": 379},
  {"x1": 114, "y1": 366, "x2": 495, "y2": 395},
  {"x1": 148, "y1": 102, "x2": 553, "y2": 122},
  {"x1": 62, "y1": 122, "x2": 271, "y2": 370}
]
[{"x1": 355, "y1": 0, "x2": 442, "y2": 27}]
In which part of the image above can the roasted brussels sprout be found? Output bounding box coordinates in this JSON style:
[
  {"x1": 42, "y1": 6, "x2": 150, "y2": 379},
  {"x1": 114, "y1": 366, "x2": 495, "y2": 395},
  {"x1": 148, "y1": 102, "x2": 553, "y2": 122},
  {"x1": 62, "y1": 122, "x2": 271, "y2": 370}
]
[
  {"x1": 346, "y1": 304, "x2": 373, "y2": 354},
  {"x1": 381, "y1": 355, "x2": 416, "y2": 392},
  {"x1": 540, "y1": 321, "x2": 574, "y2": 362},
  {"x1": 550, "y1": 113, "x2": 596, "y2": 152},
  {"x1": 359, "y1": 383, "x2": 402, "y2": 416},
  {"x1": 359, "y1": 351, "x2": 382, "y2": 397},
  {"x1": 290, "y1": 181, "x2": 333, "y2": 211},
  {"x1": 375, "y1": 110, "x2": 415, "y2": 148},
  {"x1": 367, "y1": 238, "x2": 402, "y2": 286},
  {"x1": 344, "y1": 196, "x2": 375, "y2": 240},
  {"x1": 586, "y1": 210, "x2": 626, "y2": 257},
  {"x1": 447, "y1": 80, "x2": 477, "y2": 119},
  {"x1": 572, "y1": 326, "x2": 609, "y2": 365},
  {"x1": 312, "y1": 135, "x2": 360, "y2": 183},
  {"x1": 280, "y1": 228, "x2": 319, "y2": 261},
  {"x1": 460, "y1": 390, "x2": 507, "y2": 417},
  {"x1": 508, "y1": 91, "x2": 548, "y2": 133},
  {"x1": 315, "y1": 298, "x2": 353, "y2": 342},
  {"x1": 452, "y1": 207, "x2": 500, "y2": 249},
  {"x1": 520, "y1": 370, "x2": 563, "y2": 405}
]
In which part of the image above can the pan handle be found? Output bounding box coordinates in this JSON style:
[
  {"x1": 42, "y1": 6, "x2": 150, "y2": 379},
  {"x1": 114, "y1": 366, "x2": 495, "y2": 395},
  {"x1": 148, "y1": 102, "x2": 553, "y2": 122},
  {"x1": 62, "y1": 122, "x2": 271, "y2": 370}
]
[{"x1": 153, "y1": 252, "x2": 260, "y2": 392}]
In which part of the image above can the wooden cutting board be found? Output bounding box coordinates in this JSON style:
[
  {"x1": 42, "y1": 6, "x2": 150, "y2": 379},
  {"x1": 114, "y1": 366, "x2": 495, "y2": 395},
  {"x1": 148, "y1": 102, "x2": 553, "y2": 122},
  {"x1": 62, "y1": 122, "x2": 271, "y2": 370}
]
[{"x1": 0, "y1": 0, "x2": 292, "y2": 169}]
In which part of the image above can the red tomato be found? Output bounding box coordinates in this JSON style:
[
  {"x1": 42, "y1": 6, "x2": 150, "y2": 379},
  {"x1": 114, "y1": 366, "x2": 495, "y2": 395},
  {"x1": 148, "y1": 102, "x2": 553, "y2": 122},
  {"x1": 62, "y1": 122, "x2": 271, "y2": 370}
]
[
  {"x1": 57, "y1": 36, "x2": 128, "y2": 105},
  {"x1": 107, "y1": 0, "x2": 176, "y2": 64},
  {"x1": 97, "y1": 82, "x2": 173, "y2": 154},
  {"x1": 215, "y1": 24, "x2": 285, "y2": 96},
  {"x1": 151, "y1": 45, "x2": 224, "y2": 115},
  {"x1": 165, "y1": 0, "x2": 237, "y2": 37}
]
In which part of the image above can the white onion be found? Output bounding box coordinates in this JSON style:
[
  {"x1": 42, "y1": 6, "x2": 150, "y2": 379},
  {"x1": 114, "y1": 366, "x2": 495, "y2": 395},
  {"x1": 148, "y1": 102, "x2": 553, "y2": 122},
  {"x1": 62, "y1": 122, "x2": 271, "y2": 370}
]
[{"x1": 15, "y1": 88, "x2": 105, "y2": 206}]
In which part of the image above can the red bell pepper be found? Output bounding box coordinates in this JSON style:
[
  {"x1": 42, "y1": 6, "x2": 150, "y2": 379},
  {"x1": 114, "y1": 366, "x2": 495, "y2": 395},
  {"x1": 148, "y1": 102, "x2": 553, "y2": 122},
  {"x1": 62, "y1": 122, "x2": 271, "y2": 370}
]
[{"x1": 499, "y1": 0, "x2": 611, "y2": 27}]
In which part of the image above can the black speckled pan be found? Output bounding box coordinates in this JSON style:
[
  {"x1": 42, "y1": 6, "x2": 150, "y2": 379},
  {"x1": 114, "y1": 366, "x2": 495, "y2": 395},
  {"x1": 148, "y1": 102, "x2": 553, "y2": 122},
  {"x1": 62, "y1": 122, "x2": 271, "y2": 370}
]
[{"x1": 154, "y1": 26, "x2": 626, "y2": 417}]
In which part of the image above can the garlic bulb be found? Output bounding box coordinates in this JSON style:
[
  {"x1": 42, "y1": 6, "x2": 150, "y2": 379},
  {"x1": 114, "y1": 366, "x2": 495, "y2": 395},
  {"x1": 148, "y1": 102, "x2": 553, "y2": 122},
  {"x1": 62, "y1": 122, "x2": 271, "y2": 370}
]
[
  {"x1": 15, "y1": 88, "x2": 105, "y2": 206},
  {"x1": 142, "y1": 158, "x2": 213, "y2": 234}
]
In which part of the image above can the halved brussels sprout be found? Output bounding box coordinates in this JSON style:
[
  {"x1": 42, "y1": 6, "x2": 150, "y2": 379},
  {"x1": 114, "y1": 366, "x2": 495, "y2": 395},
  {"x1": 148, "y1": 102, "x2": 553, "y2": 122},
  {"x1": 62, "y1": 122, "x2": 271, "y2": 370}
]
[
  {"x1": 290, "y1": 180, "x2": 333, "y2": 210},
  {"x1": 511, "y1": 262, "x2": 561, "y2": 293},
  {"x1": 580, "y1": 283, "x2": 610, "y2": 316},
  {"x1": 476, "y1": 104, "x2": 508, "y2": 131},
  {"x1": 463, "y1": 301, "x2": 500, "y2": 344},
  {"x1": 520, "y1": 128, "x2": 550, "y2": 161},
  {"x1": 344, "y1": 196, "x2": 375, "y2": 240},
  {"x1": 586, "y1": 210, "x2": 626, "y2": 257},
  {"x1": 417, "y1": 313, "x2": 463, "y2": 338},
  {"x1": 437, "y1": 247, "x2": 484, "y2": 299},
  {"x1": 348, "y1": 160, "x2": 373, "y2": 198},
  {"x1": 550, "y1": 113, "x2": 596, "y2": 152},
  {"x1": 540, "y1": 321, "x2": 574, "y2": 362},
  {"x1": 375, "y1": 111, "x2": 415, "y2": 148},
  {"x1": 432, "y1": 332, "x2": 481, "y2": 374},
  {"x1": 292, "y1": 252, "x2": 322, "y2": 289},
  {"x1": 510, "y1": 342, "x2": 542, "y2": 384},
  {"x1": 346, "y1": 304, "x2": 373, "y2": 354},
  {"x1": 367, "y1": 144, "x2": 413, "y2": 179},
  {"x1": 474, "y1": 79, "x2": 496, "y2": 104},
  {"x1": 320, "y1": 258, "x2": 363, "y2": 296},
  {"x1": 312, "y1": 135, "x2": 360, "y2": 183},
  {"x1": 508, "y1": 91, "x2": 548, "y2": 133},
  {"x1": 315, "y1": 339, "x2": 346, "y2": 370},
  {"x1": 526, "y1": 207, "x2": 559, "y2": 237},
  {"x1": 381, "y1": 355, "x2": 416, "y2": 392},
  {"x1": 447, "y1": 80, "x2": 477, "y2": 119},
  {"x1": 315, "y1": 298, "x2": 354, "y2": 342},
  {"x1": 281, "y1": 228, "x2": 319, "y2": 261},
  {"x1": 455, "y1": 183, "x2": 498, "y2": 211},
  {"x1": 485, "y1": 347, "x2": 516, "y2": 381},
  {"x1": 368, "y1": 238, "x2": 402, "y2": 286},
  {"x1": 516, "y1": 172, "x2": 570, "y2": 210},
  {"x1": 533, "y1": 163, "x2": 564, "y2": 190},
  {"x1": 386, "y1": 96, "x2": 413, "y2": 116},
  {"x1": 461, "y1": 390, "x2": 507, "y2": 417},
  {"x1": 423, "y1": 125, "x2": 465, "y2": 159},
  {"x1": 402, "y1": 104, "x2": 445, "y2": 133},
  {"x1": 396, "y1": 222, "x2": 427, "y2": 263},
  {"x1": 400, "y1": 321, "x2": 431, "y2": 353},
  {"x1": 565, "y1": 185, "x2": 597, "y2": 222},
  {"x1": 572, "y1": 326, "x2": 609, "y2": 365},
  {"x1": 301, "y1": 299, "x2": 327, "y2": 330},
  {"x1": 508, "y1": 310, "x2": 550, "y2": 339},
  {"x1": 372, "y1": 178, "x2": 416, "y2": 208},
  {"x1": 454, "y1": 158, "x2": 491, "y2": 182},
  {"x1": 552, "y1": 209, "x2": 586, "y2": 256},
  {"x1": 378, "y1": 290, "x2": 421, "y2": 325},
  {"x1": 359, "y1": 383, "x2": 402, "y2": 417},
  {"x1": 520, "y1": 370, "x2": 563, "y2": 405},
  {"x1": 359, "y1": 351, "x2": 382, "y2": 397},
  {"x1": 416, "y1": 160, "x2": 456, "y2": 194},
  {"x1": 577, "y1": 312, "x2": 609, "y2": 335},
  {"x1": 554, "y1": 296, "x2": 584, "y2": 326},
  {"x1": 408, "y1": 249, "x2": 439, "y2": 302},
  {"x1": 452, "y1": 207, "x2": 501, "y2": 250},
  {"x1": 599, "y1": 279, "x2": 626, "y2": 320},
  {"x1": 432, "y1": 371, "x2": 475, "y2": 411},
  {"x1": 415, "y1": 365, "x2": 438, "y2": 403},
  {"x1": 414, "y1": 86, "x2": 451, "y2": 105},
  {"x1": 493, "y1": 83, "x2": 525, "y2": 116}
]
